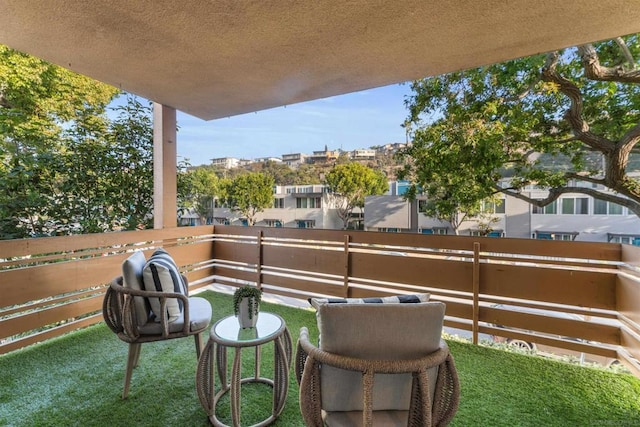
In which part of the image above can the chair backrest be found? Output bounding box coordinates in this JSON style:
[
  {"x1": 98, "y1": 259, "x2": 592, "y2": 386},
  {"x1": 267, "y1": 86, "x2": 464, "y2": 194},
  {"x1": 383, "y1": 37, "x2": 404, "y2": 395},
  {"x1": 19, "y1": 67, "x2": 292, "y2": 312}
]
[
  {"x1": 121, "y1": 251, "x2": 150, "y2": 327},
  {"x1": 316, "y1": 302, "x2": 445, "y2": 412}
]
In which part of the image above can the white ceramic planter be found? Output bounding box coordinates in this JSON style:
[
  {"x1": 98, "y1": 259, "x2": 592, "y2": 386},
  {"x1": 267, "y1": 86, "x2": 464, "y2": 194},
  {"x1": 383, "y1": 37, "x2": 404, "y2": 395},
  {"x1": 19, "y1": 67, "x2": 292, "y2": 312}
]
[{"x1": 237, "y1": 297, "x2": 259, "y2": 328}]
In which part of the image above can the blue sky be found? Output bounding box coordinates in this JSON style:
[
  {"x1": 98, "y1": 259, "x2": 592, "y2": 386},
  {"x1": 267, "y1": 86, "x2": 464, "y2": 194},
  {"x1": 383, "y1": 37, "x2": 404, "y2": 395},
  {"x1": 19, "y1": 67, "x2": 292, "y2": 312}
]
[{"x1": 172, "y1": 83, "x2": 413, "y2": 166}]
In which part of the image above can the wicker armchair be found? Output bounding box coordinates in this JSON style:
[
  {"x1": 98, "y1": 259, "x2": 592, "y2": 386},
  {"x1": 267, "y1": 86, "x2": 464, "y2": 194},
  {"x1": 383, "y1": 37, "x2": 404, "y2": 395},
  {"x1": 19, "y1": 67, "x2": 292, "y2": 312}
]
[
  {"x1": 102, "y1": 251, "x2": 212, "y2": 398},
  {"x1": 295, "y1": 301, "x2": 460, "y2": 426}
]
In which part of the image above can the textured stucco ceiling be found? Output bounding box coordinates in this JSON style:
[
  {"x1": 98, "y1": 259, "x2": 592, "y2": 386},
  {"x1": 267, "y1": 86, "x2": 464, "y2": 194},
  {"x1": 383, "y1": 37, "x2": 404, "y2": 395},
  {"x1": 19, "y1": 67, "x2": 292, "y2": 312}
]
[{"x1": 1, "y1": 1, "x2": 640, "y2": 120}]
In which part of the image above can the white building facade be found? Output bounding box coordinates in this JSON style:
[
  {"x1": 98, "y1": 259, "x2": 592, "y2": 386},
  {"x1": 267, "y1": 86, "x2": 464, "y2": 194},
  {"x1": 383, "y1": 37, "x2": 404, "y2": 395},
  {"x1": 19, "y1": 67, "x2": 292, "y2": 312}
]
[
  {"x1": 188, "y1": 179, "x2": 640, "y2": 244},
  {"x1": 206, "y1": 184, "x2": 344, "y2": 229},
  {"x1": 281, "y1": 153, "x2": 307, "y2": 168},
  {"x1": 210, "y1": 157, "x2": 241, "y2": 169},
  {"x1": 364, "y1": 181, "x2": 640, "y2": 244}
]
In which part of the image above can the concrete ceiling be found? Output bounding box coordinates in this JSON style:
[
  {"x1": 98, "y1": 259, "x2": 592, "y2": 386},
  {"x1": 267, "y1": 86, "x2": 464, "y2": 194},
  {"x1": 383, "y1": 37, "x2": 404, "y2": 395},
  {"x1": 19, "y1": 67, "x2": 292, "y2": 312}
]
[{"x1": 1, "y1": 1, "x2": 640, "y2": 120}]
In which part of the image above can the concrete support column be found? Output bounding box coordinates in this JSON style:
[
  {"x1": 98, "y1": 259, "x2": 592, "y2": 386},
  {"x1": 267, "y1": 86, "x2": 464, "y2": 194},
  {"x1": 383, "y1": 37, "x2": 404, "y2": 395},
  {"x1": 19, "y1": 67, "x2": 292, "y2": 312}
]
[{"x1": 153, "y1": 103, "x2": 177, "y2": 229}]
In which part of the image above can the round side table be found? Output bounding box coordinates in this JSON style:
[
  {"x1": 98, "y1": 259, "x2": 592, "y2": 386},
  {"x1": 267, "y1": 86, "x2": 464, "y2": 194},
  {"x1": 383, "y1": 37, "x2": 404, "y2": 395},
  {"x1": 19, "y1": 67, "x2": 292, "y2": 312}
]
[{"x1": 196, "y1": 312, "x2": 292, "y2": 427}]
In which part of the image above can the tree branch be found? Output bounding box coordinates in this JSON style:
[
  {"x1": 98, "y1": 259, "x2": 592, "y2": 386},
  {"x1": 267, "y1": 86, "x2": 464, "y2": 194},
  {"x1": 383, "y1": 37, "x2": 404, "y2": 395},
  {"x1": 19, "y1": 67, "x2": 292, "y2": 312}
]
[
  {"x1": 619, "y1": 122, "x2": 640, "y2": 152},
  {"x1": 614, "y1": 37, "x2": 636, "y2": 67},
  {"x1": 564, "y1": 172, "x2": 604, "y2": 185},
  {"x1": 500, "y1": 185, "x2": 640, "y2": 216},
  {"x1": 541, "y1": 51, "x2": 614, "y2": 152},
  {"x1": 503, "y1": 77, "x2": 541, "y2": 103},
  {"x1": 578, "y1": 43, "x2": 640, "y2": 83}
]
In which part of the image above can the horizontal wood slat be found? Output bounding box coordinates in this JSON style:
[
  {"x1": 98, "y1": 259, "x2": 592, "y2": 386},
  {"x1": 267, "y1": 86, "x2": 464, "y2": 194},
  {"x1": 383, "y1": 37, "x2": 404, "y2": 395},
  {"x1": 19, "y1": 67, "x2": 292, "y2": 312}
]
[
  {"x1": 617, "y1": 274, "x2": 640, "y2": 327},
  {"x1": 349, "y1": 252, "x2": 473, "y2": 292},
  {"x1": 212, "y1": 241, "x2": 257, "y2": 264},
  {"x1": 169, "y1": 242, "x2": 214, "y2": 268},
  {"x1": 262, "y1": 276, "x2": 344, "y2": 298},
  {"x1": 480, "y1": 324, "x2": 619, "y2": 359},
  {"x1": 262, "y1": 246, "x2": 343, "y2": 275},
  {"x1": 481, "y1": 264, "x2": 616, "y2": 309},
  {"x1": 0, "y1": 255, "x2": 123, "y2": 307},
  {"x1": 214, "y1": 267, "x2": 257, "y2": 284},
  {"x1": 0, "y1": 226, "x2": 214, "y2": 259},
  {"x1": 480, "y1": 306, "x2": 620, "y2": 346},
  {"x1": 0, "y1": 295, "x2": 103, "y2": 340},
  {"x1": 0, "y1": 314, "x2": 102, "y2": 356}
]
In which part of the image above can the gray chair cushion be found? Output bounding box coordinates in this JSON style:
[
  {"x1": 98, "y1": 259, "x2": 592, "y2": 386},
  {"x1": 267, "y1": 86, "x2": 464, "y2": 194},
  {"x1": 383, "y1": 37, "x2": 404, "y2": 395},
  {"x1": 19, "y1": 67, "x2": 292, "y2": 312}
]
[
  {"x1": 316, "y1": 302, "x2": 445, "y2": 412},
  {"x1": 122, "y1": 251, "x2": 150, "y2": 327},
  {"x1": 138, "y1": 296, "x2": 212, "y2": 335}
]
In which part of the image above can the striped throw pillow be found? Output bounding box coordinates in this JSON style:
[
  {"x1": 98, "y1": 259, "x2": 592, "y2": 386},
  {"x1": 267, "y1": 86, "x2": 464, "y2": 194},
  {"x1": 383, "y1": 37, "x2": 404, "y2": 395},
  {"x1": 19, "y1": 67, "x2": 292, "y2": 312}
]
[
  {"x1": 309, "y1": 293, "x2": 430, "y2": 310},
  {"x1": 142, "y1": 248, "x2": 187, "y2": 322}
]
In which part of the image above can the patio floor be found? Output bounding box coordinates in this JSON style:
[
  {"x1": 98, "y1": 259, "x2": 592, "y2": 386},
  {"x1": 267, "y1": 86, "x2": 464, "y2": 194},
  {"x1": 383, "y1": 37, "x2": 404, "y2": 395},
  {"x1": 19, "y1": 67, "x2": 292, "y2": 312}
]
[{"x1": 1, "y1": 289, "x2": 639, "y2": 426}]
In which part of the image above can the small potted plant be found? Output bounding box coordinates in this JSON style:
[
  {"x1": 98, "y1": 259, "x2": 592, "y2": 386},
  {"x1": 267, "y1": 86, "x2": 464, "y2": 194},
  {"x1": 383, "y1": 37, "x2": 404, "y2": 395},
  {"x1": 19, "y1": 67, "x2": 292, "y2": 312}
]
[{"x1": 233, "y1": 286, "x2": 263, "y2": 328}]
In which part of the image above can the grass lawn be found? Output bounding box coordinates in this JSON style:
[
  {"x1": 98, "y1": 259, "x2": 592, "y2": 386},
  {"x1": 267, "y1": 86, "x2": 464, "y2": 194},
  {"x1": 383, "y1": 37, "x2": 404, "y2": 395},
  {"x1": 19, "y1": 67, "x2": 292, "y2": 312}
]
[{"x1": 1, "y1": 290, "x2": 638, "y2": 426}]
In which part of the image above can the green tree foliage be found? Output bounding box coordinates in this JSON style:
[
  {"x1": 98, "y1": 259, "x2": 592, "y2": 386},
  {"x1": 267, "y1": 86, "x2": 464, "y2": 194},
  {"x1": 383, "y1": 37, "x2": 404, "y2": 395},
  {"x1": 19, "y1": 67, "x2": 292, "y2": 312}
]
[
  {"x1": 400, "y1": 34, "x2": 640, "y2": 219},
  {"x1": 178, "y1": 165, "x2": 220, "y2": 224},
  {"x1": 102, "y1": 98, "x2": 154, "y2": 231},
  {"x1": 221, "y1": 172, "x2": 274, "y2": 226},
  {"x1": 0, "y1": 45, "x2": 154, "y2": 238},
  {"x1": 324, "y1": 162, "x2": 388, "y2": 229}
]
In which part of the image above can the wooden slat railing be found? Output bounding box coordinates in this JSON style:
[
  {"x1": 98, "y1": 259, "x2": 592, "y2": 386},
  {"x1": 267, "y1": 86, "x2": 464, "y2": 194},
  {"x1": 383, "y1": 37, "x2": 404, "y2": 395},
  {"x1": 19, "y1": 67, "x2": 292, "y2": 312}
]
[
  {"x1": 1, "y1": 224, "x2": 639, "y2": 376},
  {"x1": 0, "y1": 226, "x2": 215, "y2": 354},
  {"x1": 212, "y1": 225, "x2": 639, "y2": 376}
]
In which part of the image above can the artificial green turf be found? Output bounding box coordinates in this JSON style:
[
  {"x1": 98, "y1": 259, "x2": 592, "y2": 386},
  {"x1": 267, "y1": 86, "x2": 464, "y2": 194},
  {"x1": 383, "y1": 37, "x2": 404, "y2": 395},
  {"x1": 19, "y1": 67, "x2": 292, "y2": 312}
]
[{"x1": 0, "y1": 290, "x2": 638, "y2": 426}]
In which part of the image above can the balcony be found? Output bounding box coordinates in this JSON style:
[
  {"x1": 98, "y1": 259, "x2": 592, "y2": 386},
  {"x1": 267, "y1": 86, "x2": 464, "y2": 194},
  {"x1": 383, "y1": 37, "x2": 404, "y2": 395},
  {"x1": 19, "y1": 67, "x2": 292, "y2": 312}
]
[{"x1": 1, "y1": 226, "x2": 639, "y2": 424}]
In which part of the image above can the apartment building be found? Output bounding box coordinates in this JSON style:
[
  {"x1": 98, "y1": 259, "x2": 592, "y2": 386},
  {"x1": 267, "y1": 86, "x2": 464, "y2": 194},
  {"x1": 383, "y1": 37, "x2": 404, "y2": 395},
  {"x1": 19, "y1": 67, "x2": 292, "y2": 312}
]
[
  {"x1": 210, "y1": 157, "x2": 241, "y2": 169},
  {"x1": 351, "y1": 149, "x2": 376, "y2": 161},
  {"x1": 281, "y1": 153, "x2": 307, "y2": 168},
  {"x1": 186, "y1": 178, "x2": 640, "y2": 244},
  {"x1": 364, "y1": 181, "x2": 640, "y2": 244},
  {"x1": 253, "y1": 157, "x2": 282, "y2": 164},
  {"x1": 201, "y1": 184, "x2": 344, "y2": 229},
  {"x1": 308, "y1": 149, "x2": 340, "y2": 164}
]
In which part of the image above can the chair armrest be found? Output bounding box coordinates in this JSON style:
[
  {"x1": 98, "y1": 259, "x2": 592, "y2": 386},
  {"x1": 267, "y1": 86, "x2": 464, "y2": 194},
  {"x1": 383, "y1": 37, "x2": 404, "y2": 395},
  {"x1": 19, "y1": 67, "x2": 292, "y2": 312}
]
[
  {"x1": 296, "y1": 327, "x2": 324, "y2": 427},
  {"x1": 295, "y1": 327, "x2": 310, "y2": 385},
  {"x1": 181, "y1": 274, "x2": 190, "y2": 296},
  {"x1": 107, "y1": 279, "x2": 191, "y2": 338}
]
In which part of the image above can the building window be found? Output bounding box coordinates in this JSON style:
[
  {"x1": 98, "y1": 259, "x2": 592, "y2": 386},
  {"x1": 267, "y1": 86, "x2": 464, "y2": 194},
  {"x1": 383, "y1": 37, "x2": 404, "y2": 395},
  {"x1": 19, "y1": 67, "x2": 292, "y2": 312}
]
[
  {"x1": 534, "y1": 231, "x2": 578, "y2": 240},
  {"x1": 535, "y1": 232, "x2": 553, "y2": 240},
  {"x1": 296, "y1": 197, "x2": 322, "y2": 209},
  {"x1": 482, "y1": 199, "x2": 506, "y2": 214},
  {"x1": 609, "y1": 203, "x2": 623, "y2": 215},
  {"x1": 561, "y1": 197, "x2": 588, "y2": 214},
  {"x1": 397, "y1": 182, "x2": 411, "y2": 196},
  {"x1": 296, "y1": 220, "x2": 315, "y2": 228},
  {"x1": 265, "y1": 219, "x2": 283, "y2": 228},
  {"x1": 608, "y1": 234, "x2": 640, "y2": 245},
  {"x1": 433, "y1": 227, "x2": 448, "y2": 235},
  {"x1": 419, "y1": 228, "x2": 433, "y2": 234},
  {"x1": 273, "y1": 198, "x2": 284, "y2": 209},
  {"x1": 594, "y1": 199, "x2": 624, "y2": 215},
  {"x1": 532, "y1": 201, "x2": 557, "y2": 214},
  {"x1": 554, "y1": 233, "x2": 576, "y2": 241},
  {"x1": 418, "y1": 200, "x2": 428, "y2": 213},
  {"x1": 469, "y1": 230, "x2": 503, "y2": 237},
  {"x1": 214, "y1": 217, "x2": 230, "y2": 225},
  {"x1": 594, "y1": 199, "x2": 607, "y2": 215}
]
